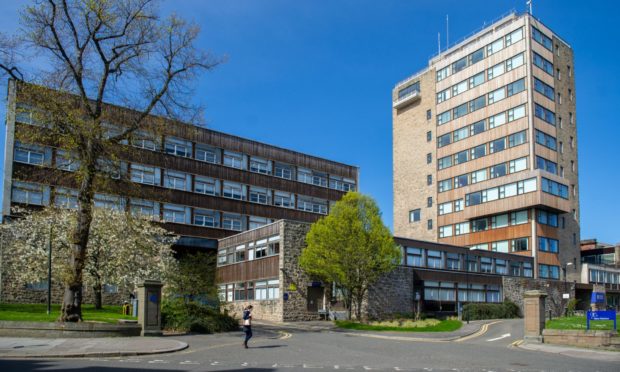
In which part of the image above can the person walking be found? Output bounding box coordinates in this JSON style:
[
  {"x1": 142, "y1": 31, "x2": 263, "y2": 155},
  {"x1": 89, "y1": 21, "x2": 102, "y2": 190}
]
[{"x1": 242, "y1": 305, "x2": 253, "y2": 348}]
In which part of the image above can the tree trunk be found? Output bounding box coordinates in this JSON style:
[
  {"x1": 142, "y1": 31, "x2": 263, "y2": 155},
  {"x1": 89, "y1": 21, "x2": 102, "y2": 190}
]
[
  {"x1": 59, "y1": 160, "x2": 95, "y2": 322},
  {"x1": 93, "y1": 283, "x2": 102, "y2": 310}
]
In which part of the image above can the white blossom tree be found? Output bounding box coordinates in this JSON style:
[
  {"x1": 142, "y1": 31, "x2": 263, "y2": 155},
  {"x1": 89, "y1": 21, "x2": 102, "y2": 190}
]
[{"x1": 0, "y1": 207, "x2": 179, "y2": 309}]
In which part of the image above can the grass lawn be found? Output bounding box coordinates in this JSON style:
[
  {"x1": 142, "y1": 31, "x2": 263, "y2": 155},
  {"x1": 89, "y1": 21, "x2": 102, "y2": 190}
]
[
  {"x1": 335, "y1": 319, "x2": 462, "y2": 332},
  {"x1": 546, "y1": 316, "x2": 616, "y2": 331},
  {"x1": 0, "y1": 303, "x2": 136, "y2": 323}
]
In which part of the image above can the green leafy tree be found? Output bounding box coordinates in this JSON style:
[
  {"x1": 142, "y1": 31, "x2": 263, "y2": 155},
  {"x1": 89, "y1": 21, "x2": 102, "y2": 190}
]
[
  {"x1": 168, "y1": 251, "x2": 217, "y2": 303},
  {"x1": 299, "y1": 192, "x2": 400, "y2": 321}
]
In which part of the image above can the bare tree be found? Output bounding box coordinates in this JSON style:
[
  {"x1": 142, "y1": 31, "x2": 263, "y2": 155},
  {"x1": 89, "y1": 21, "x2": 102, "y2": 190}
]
[{"x1": 0, "y1": 0, "x2": 219, "y2": 321}]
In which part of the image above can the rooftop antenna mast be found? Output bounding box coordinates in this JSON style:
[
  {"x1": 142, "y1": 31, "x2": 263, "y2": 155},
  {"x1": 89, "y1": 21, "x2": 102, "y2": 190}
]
[
  {"x1": 527, "y1": 0, "x2": 533, "y2": 15},
  {"x1": 446, "y1": 14, "x2": 449, "y2": 49}
]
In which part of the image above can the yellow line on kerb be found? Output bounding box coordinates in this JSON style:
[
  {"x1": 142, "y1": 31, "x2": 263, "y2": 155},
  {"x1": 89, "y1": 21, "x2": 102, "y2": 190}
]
[{"x1": 453, "y1": 321, "x2": 502, "y2": 342}]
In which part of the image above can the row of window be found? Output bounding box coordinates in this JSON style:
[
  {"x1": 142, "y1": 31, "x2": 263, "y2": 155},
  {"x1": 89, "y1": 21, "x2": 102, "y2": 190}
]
[
  {"x1": 535, "y1": 129, "x2": 557, "y2": 151},
  {"x1": 217, "y1": 235, "x2": 280, "y2": 266},
  {"x1": 397, "y1": 81, "x2": 420, "y2": 100},
  {"x1": 424, "y1": 281, "x2": 503, "y2": 303},
  {"x1": 589, "y1": 269, "x2": 620, "y2": 285},
  {"x1": 532, "y1": 26, "x2": 553, "y2": 51},
  {"x1": 15, "y1": 106, "x2": 356, "y2": 192},
  {"x1": 436, "y1": 27, "x2": 523, "y2": 82},
  {"x1": 437, "y1": 103, "x2": 526, "y2": 149},
  {"x1": 437, "y1": 78, "x2": 526, "y2": 126},
  {"x1": 11, "y1": 181, "x2": 276, "y2": 232},
  {"x1": 534, "y1": 103, "x2": 556, "y2": 125},
  {"x1": 437, "y1": 128, "x2": 527, "y2": 170},
  {"x1": 466, "y1": 177, "x2": 537, "y2": 207},
  {"x1": 14, "y1": 143, "x2": 330, "y2": 215},
  {"x1": 539, "y1": 264, "x2": 560, "y2": 279},
  {"x1": 439, "y1": 210, "x2": 528, "y2": 238},
  {"x1": 440, "y1": 156, "x2": 528, "y2": 199},
  {"x1": 218, "y1": 279, "x2": 280, "y2": 302},
  {"x1": 541, "y1": 177, "x2": 569, "y2": 199},
  {"x1": 535, "y1": 155, "x2": 558, "y2": 175},
  {"x1": 533, "y1": 77, "x2": 555, "y2": 101},
  {"x1": 436, "y1": 52, "x2": 524, "y2": 105},
  {"x1": 533, "y1": 51, "x2": 554, "y2": 76},
  {"x1": 403, "y1": 246, "x2": 533, "y2": 277}
]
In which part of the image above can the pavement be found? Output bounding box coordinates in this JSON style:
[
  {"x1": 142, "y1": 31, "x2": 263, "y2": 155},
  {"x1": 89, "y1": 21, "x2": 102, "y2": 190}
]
[{"x1": 0, "y1": 319, "x2": 618, "y2": 362}]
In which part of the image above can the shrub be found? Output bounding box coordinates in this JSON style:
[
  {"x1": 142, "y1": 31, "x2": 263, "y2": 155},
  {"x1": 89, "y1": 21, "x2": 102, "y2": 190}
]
[
  {"x1": 567, "y1": 298, "x2": 580, "y2": 316},
  {"x1": 462, "y1": 300, "x2": 520, "y2": 321},
  {"x1": 161, "y1": 298, "x2": 238, "y2": 333}
]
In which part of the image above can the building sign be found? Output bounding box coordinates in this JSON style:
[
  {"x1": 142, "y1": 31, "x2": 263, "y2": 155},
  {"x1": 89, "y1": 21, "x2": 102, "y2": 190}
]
[
  {"x1": 586, "y1": 310, "x2": 617, "y2": 330},
  {"x1": 591, "y1": 292, "x2": 605, "y2": 304},
  {"x1": 288, "y1": 283, "x2": 297, "y2": 292},
  {"x1": 283, "y1": 292, "x2": 289, "y2": 301}
]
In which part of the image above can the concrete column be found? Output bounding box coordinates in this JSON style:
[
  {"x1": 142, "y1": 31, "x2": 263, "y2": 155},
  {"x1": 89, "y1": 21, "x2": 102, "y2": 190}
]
[
  {"x1": 523, "y1": 290, "x2": 547, "y2": 343},
  {"x1": 137, "y1": 280, "x2": 163, "y2": 336}
]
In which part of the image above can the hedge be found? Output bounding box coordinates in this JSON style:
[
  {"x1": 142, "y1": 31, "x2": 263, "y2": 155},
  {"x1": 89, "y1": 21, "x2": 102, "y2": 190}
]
[
  {"x1": 462, "y1": 301, "x2": 520, "y2": 320},
  {"x1": 161, "y1": 299, "x2": 239, "y2": 333}
]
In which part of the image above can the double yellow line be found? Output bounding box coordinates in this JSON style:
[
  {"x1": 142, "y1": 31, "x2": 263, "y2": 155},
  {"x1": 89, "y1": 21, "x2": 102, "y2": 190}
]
[{"x1": 453, "y1": 320, "x2": 501, "y2": 342}]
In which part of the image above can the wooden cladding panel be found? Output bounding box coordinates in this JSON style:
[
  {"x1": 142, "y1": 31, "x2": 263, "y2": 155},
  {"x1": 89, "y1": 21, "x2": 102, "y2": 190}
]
[
  {"x1": 442, "y1": 223, "x2": 532, "y2": 247},
  {"x1": 216, "y1": 256, "x2": 279, "y2": 283},
  {"x1": 219, "y1": 222, "x2": 281, "y2": 249},
  {"x1": 538, "y1": 252, "x2": 560, "y2": 266},
  {"x1": 161, "y1": 223, "x2": 234, "y2": 239}
]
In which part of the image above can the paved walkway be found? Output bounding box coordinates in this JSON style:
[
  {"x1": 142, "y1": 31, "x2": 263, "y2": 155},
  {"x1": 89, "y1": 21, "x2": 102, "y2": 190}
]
[
  {"x1": 0, "y1": 336, "x2": 187, "y2": 358},
  {"x1": 517, "y1": 341, "x2": 620, "y2": 362}
]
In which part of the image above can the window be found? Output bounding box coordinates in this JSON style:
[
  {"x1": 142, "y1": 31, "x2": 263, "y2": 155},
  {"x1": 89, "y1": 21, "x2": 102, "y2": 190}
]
[
  {"x1": 507, "y1": 105, "x2": 526, "y2": 122},
  {"x1": 437, "y1": 66, "x2": 450, "y2": 82},
  {"x1": 536, "y1": 156, "x2": 557, "y2": 175},
  {"x1": 506, "y1": 53, "x2": 524, "y2": 71},
  {"x1": 438, "y1": 133, "x2": 451, "y2": 147},
  {"x1": 427, "y1": 131, "x2": 432, "y2": 142},
  {"x1": 54, "y1": 187, "x2": 78, "y2": 209},
  {"x1": 406, "y1": 247, "x2": 424, "y2": 267},
  {"x1": 194, "y1": 176, "x2": 218, "y2": 195},
  {"x1": 538, "y1": 237, "x2": 559, "y2": 253},
  {"x1": 56, "y1": 150, "x2": 79, "y2": 171},
  {"x1": 427, "y1": 109, "x2": 432, "y2": 120},
  {"x1": 427, "y1": 219, "x2": 433, "y2": 230},
  {"x1": 471, "y1": 169, "x2": 487, "y2": 183},
  {"x1": 511, "y1": 262, "x2": 522, "y2": 277},
  {"x1": 512, "y1": 238, "x2": 529, "y2": 252},
  {"x1": 274, "y1": 163, "x2": 293, "y2": 180},
  {"x1": 511, "y1": 210, "x2": 528, "y2": 225},
  {"x1": 409, "y1": 209, "x2": 421, "y2": 222},
  {"x1": 453, "y1": 103, "x2": 468, "y2": 119},
  {"x1": 254, "y1": 279, "x2": 280, "y2": 300},
  {"x1": 466, "y1": 191, "x2": 482, "y2": 206},
  {"x1": 446, "y1": 253, "x2": 460, "y2": 270},
  {"x1": 469, "y1": 96, "x2": 486, "y2": 113},
  {"x1": 495, "y1": 259, "x2": 508, "y2": 274},
  {"x1": 164, "y1": 170, "x2": 188, "y2": 190},
  {"x1": 505, "y1": 27, "x2": 523, "y2": 46},
  {"x1": 469, "y1": 72, "x2": 484, "y2": 88},
  {"x1": 94, "y1": 193, "x2": 123, "y2": 210},
  {"x1": 471, "y1": 218, "x2": 488, "y2": 232},
  {"x1": 455, "y1": 222, "x2": 469, "y2": 235},
  {"x1": 537, "y1": 210, "x2": 559, "y2": 227},
  {"x1": 454, "y1": 126, "x2": 469, "y2": 142},
  {"x1": 329, "y1": 175, "x2": 355, "y2": 192},
  {"x1": 491, "y1": 214, "x2": 509, "y2": 229},
  {"x1": 162, "y1": 203, "x2": 187, "y2": 224},
  {"x1": 195, "y1": 144, "x2": 218, "y2": 163},
  {"x1": 426, "y1": 153, "x2": 432, "y2": 164},
  {"x1": 452, "y1": 56, "x2": 468, "y2": 74},
  {"x1": 274, "y1": 191, "x2": 294, "y2": 208},
  {"x1": 490, "y1": 163, "x2": 507, "y2": 178},
  {"x1": 194, "y1": 209, "x2": 218, "y2": 227},
  {"x1": 427, "y1": 250, "x2": 443, "y2": 269},
  {"x1": 539, "y1": 264, "x2": 560, "y2": 279},
  {"x1": 15, "y1": 144, "x2": 45, "y2": 167},
  {"x1": 398, "y1": 81, "x2": 420, "y2": 99},
  {"x1": 438, "y1": 201, "x2": 453, "y2": 215},
  {"x1": 250, "y1": 157, "x2": 270, "y2": 174},
  {"x1": 480, "y1": 257, "x2": 493, "y2": 273},
  {"x1": 533, "y1": 52, "x2": 554, "y2": 75},
  {"x1": 508, "y1": 131, "x2": 526, "y2": 148},
  {"x1": 131, "y1": 131, "x2": 159, "y2": 151},
  {"x1": 534, "y1": 78, "x2": 555, "y2": 101},
  {"x1": 534, "y1": 104, "x2": 556, "y2": 125},
  {"x1": 164, "y1": 137, "x2": 191, "y2": 157},
  {"x1": 470, "y1": 120, "x2": 485, "y2": 136},
  {"x1": 131, "y1": 164, "x2": 158, "y2": 185},
  {"x1": 523, "y1": 262, "x2": 533, "y2": 277},
  {"x1": 490, "y1": 138, "x2": 505, "y2": 153},
  {"x1": 488, "y1": 62, "x2": 505, "y2": 80},
  {"x1": 532, "y1": 26, "x2": 553, "y2": 50},
  {"x1": 454, "y1": 150, "x2": 468, "y2": 165},
  {"x1": 541, "y1": 178, "x2": 569, "y2": 199},
  {"x1": 437, "y1": 111, "x2": 451, "y2": 125},
  {"x1": 455, "y1": 174, "x2": 468, "y2": 188},
  {"x1": 509, "y1": 157, "x2": 528, "y2": 173},
  {"x1": 438, "y1": 225, "x2": 453, "y2": 238},
  {"x1": 470, "y1": 48, "x2": 485, "y2": 65},
  {"x1": 507, "y1": 78, "x2": 525, "y2": 97},
  {"x1": 438, "y1": 156, "x2": 452, "y2": 170},
  {"x1": 223, "y1": 181, "x2": 244, "y2": 200},
  {"x1": 427, "y1": 197, "x2": 433, "y2": 208},
  {"x1": 249, "y1": 186, "x2": 269, "y2": 204},
  {"x1": 570, "y1": 136, "x2": 575, "y2": 149},
  {"x1": 487, "y1": 38, "x2": 503, "y2": 55},
  {"x1": 489, "y1": 112, "x2": 506, "y2": 129},
  {"x1": 453, "y1": 80, "x2": 468, "y2": 96},
  {"x1": 535, "y1": 130, "x2": 557, "y2": 150},
  {"x1": 454, "y1": 199, "x2": 464, "y2": 212},
  {"x1": 130, "y1": 199, "x2": 158, "y2": 219},
  {"x1": 222, "y1": 213, "x2": 243, "y2": 231},
  {"x1": 427, "y1": 174, "x2": 433, "y2": 185},
  {"x1": 297, "y1": 197, "x2": 328, "y2": 214},
  {"x1": 249, "y1": 216, "x2": 270, "y2": 230},
  {"x1": 487, "y1": 87, "x2": 505, "y2": 104},
  {"x1": 223, "y1": 150, "x2": 244, "y2": 169},
  {"x1": 438, "y1": 179, "x2": 452, "y2": 192},
  {"x1": 470, "y1": 144, "x2": 486, "y2": 160}
]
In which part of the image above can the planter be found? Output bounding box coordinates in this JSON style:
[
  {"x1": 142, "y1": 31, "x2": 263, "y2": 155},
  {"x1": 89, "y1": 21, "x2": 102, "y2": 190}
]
[{"x1": 0, "y1": 320, "x2": 142, "y2": 338}]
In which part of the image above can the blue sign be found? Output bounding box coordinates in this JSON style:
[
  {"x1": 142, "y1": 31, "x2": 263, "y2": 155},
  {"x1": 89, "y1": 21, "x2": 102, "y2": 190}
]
[
  {"x1": 586, "y1": 310, "x2": 617, "y2": 330},
  {"x1": 283, "y1": 292, "x2": 289, "y2": 301},
  {"x1": 591, "y1": 292, "x2": 606, "y2": 304},
  {"x1": 311, "y1": 281, "x2": 322, "y2": 287}
]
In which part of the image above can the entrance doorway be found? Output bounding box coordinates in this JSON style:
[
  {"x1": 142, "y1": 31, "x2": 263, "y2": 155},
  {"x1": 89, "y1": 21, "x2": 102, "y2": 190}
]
[{"x1": 307, "y1": 286, "x2": 324, "y2": 312}]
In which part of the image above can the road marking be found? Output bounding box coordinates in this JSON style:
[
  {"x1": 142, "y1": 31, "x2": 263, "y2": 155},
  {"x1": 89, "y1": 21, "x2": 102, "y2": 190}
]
[
  {"x1": 147, "y1": 359, "x2": 168, "y2": 364},
  {"x1": 509, "y1": 339, "x2": 524, "y2": 347},
  {"x1": 303, "y1": 363, "x2": 324, "y2": 369},
  {"x1": 279, "y1": 331, "x2": 293, "y2": 339},
  {"x1": 454, "y1": 321, "x2": 501, "y2": 342},
  {"x1": 343, "y1": 332, "x2": 447, "y2": 343},
  {"x1": 486, "y1": 333, "x2": 511, "y2": 342},
  {"x1": 180, "y1": 360, "x2": 200, "y2": 365}
]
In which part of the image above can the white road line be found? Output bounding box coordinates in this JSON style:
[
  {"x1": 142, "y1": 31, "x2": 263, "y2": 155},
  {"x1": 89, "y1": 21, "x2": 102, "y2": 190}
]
[{"x1": 486, "y1": 333, "x2": 511, "y2": 342}]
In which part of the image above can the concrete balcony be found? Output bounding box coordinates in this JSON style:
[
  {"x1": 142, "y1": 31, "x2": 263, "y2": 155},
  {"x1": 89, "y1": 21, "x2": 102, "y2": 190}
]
[{"x1": 392, "y1": 89, "x2": 421, "y2": 109}]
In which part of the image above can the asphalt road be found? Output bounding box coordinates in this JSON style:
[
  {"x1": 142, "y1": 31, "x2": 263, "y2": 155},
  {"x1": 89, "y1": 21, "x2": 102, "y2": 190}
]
[{"x1": 1, "y1": 319, "x2": 618, "y2": 371}]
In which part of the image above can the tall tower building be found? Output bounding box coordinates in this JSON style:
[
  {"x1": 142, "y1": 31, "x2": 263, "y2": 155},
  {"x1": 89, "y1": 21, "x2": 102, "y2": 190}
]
[{"x1": 393, "y1": 12, "x2": 580, "y2": 280}]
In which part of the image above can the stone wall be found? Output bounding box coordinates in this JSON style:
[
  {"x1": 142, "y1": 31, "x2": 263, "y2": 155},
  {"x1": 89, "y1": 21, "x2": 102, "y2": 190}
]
[
  {"x1": 543, "y1": 329, "x2": 620, "y2": 349},
  {"x1": 366, "y1": 266, "x2": 415, "y2": 320},
  {"x1": 503, "y1": 276, "x2": 575, "y2": 317},
  {"x1": 1, "y1": 273, "x2": 125, "y2": 306},
  {"x1": 222, "y1": 300, "x2": 282, "y2": 323}
]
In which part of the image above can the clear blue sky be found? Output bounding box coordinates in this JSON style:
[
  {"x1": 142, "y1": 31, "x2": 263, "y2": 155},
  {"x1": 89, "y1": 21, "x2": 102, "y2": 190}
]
[{"x1": 1, "y1": 1, "x2": 618, "y2": 244}]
